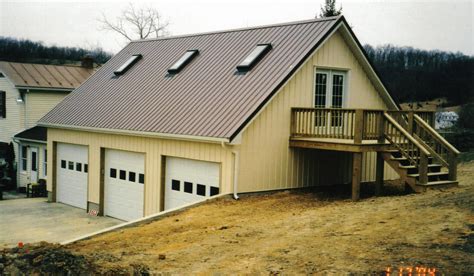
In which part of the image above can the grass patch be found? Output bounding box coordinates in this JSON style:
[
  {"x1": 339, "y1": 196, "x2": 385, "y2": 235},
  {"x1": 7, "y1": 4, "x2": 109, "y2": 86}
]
[{"x1": 459, "y1": 151, "x2": 474, "y2": 163}]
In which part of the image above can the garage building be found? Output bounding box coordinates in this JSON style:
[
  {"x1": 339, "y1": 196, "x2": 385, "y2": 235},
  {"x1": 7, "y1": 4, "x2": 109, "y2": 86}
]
[{"x1": 39, "y1": 16, "x2": 406, "y2": 221}]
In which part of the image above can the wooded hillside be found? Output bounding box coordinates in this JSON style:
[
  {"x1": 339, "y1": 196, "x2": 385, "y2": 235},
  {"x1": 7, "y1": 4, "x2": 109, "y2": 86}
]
[
  {"x1": 0, "y1": 37, "x2": 112, "y2": 65},
  {"x1": 0, "y1": 36, "x2": 472, "y2": 105},
  {"x1": 364, "y1": 44, "x2": 473, "y2": 105}
]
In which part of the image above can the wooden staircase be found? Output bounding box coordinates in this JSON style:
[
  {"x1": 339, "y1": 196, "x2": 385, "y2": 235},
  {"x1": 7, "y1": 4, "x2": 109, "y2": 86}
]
[{"x1": 381, "y1": 112, "x2": 459, "y2": 192}]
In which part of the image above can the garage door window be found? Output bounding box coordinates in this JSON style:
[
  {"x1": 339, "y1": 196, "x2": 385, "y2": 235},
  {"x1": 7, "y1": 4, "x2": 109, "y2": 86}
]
[
  {"x1": 76, "y1": 162, "x2": 82, "y2": 172},
  {"x1": 197, "y1": 184, "x2": 206, "y2": 196},
  {"x1": 171, "y1": 179, "x2": 180, "y2": 191},
  {"x1": 139, "y1": 173, "x2": 144, "y2": 184},
  {"x1": 129, "y1": 172, "x2": 136, "y2": 182},
  {"x1": 84, "y1": 164, "x2": 88, "y2": 173},
  {"x1": 210, "y1": 186, "x2": 219, "y2": 196},
  {"x1": 68, "y1": 161, "x2": 74, "y2": 170},
  {"x1": 184, "y1": 181, "x2": 193, "y2": 193},
  {"x1": 61, "y1": 160, "x2": 66, "y2": 169},
  {"x1": 119, "y1": 170, "x2": 126, "y2": 180},
  {"x1": 110, "y1": 168, "x2": 117, "y2": 178}
]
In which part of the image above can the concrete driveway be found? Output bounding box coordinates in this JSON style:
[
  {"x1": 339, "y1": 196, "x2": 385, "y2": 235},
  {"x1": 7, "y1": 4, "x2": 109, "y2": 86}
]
[{"x1": 0, "y1": 198, "x2": 121, "y2": 248}]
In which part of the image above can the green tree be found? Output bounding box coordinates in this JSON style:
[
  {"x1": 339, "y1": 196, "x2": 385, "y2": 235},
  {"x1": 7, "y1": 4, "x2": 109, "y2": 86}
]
[
  {"x1": 318, "y1": 0, "x2": 342, "y2": 18},
  {"x1": 458, "y1": 103, "x2": 474, "y2": 129}
]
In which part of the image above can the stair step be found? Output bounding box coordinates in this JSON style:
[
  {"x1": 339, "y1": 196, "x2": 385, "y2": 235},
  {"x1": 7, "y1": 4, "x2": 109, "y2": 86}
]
[
  {"x1": 391, "y1": 156, "x2": 433, "y2": 161},
  {"x1": 417, "y1": 180, "x2": 458, "y2": 189},
  {"x1": 407, "y1": 172, "x2": 448, "y2": 178},
  {"x1": 399, "y1": 164, "x2": 441, "y2": 169}
]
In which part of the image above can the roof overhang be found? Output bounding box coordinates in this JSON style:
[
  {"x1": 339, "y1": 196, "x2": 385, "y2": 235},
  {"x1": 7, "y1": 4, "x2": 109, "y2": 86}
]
[
  {"x1": 16, "y1": 86, "x2": 73, "y2": 92},
  {"x1": 12, "y1": 137, "x2": 46, "y2": 144},
  {"x1": 38, "y1": 123, "x2": 230, "y2": 144}
]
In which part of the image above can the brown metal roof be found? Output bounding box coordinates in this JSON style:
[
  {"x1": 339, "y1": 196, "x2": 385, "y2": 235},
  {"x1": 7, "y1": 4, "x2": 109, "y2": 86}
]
[
  {"x1": 0, "y1": 61, "x2": 94, "y2": 90},
  {"x1": 40, "y1": 16, "x2": 342, "y2": 139}
]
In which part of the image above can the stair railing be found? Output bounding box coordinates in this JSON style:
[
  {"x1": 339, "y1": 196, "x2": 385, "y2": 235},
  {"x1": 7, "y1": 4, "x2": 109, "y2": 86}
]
[
  {"x1": 413, "y1": 114, "x2": 460, "y2": 181},
  {"x1": 383, "y1": 113, "x2": 431, "y2": 184}
]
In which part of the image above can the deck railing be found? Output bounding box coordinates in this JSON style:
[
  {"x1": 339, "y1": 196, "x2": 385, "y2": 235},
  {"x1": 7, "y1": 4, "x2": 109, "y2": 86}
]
[
  {"x1": 413, "y1": 114, "x2": 460, "y2": 180},
  {"x1": 291, "y1": 108, "x2": 436, "y2": 142},
  {"x1": 291, "y1": 108, "x2": 356, "y2": 139}
]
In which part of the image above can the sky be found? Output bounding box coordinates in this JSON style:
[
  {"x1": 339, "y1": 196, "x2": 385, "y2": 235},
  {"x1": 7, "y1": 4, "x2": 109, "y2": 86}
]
[{"x1": 0, "y1": 0, "x2": 472, "y2": 55}]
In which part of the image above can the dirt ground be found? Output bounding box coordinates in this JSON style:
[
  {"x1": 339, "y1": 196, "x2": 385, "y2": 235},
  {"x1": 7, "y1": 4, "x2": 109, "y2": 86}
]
[{"x1": 2, "y1": 162, "x2": 473, "y2": 274}]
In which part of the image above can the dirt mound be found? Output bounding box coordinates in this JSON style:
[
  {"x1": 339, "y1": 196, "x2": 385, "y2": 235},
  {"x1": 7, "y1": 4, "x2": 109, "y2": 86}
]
[
  {"x1": 0, "y1": 242, "x2": 151, "y2": 275},
  {"x1": 0, "y1": 242, "x2": 95, "y2": 275}
]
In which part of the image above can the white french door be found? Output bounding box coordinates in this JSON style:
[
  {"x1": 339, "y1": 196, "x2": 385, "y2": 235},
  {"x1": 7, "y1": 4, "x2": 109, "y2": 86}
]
[{"x1": 314, "y1": 69, "x2": 347, "y2": 128}]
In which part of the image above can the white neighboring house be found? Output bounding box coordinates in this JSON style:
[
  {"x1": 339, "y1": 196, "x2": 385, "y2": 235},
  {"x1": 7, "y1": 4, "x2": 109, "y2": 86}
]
[
  {"x1": 435, "y1": 111, "x2": 459, "y2": 129},
  {"x1": 12, "y1": 126, "x2": 48, "y2": 187},
  {"x1": 0, "y1": 61, "x2": 94, "y2": 189}
]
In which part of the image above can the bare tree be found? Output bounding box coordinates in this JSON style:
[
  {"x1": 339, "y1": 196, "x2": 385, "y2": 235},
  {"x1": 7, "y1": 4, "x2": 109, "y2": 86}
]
[{"x1": 98, "y1": 3, "x2": 169, "y2": 41}]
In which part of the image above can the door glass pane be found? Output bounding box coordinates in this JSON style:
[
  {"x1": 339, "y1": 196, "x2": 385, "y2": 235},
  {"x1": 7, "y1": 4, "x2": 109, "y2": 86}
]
[
  {"x1": 332, "y1": 74, "x2": 344, "y2": 108},
  {"x1": 31, "y1": 151, "x2": 37, "y2": 171},
  {"x1": 314, "y1": 73, "x2": 327, "y2": 108},
  {"x1": 331, "y1": 74, "x2": 344, "y2": 127},
  {"x1": 315, "y1": 72, "x2": 328, "y2": 126}
]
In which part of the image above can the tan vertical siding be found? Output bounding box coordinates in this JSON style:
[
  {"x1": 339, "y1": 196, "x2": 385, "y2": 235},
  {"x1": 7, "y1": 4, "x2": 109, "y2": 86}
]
[
  {"x1": 47, "y1": 128, "x2": 233, "y2": 216},
  {"x1": 238, "y1": 30, "x2": 396, "y2": 193}
]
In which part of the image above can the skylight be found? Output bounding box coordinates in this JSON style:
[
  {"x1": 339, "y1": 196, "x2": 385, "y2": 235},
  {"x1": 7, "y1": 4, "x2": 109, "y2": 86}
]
[
  {"x1": 168, "y1": 50, "x2": 199, "y2": 74},
  {"x1": 236, "y1": 44, "x2": 272, "y2": 72},
  {"x1": 114, "y1": 54, "x2": 142, "y2": 76}
]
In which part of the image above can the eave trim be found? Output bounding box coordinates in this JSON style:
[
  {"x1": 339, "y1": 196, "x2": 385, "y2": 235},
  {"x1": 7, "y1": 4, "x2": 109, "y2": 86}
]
[{"x1": 39, "y1": 123, "x2": 230, "y2": 144}]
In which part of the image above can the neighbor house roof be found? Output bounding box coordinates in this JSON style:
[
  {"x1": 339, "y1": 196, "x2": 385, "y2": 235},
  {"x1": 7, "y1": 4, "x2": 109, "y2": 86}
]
[
  {"x1": 0, "y1": 61, "x2": 94, "y2": 90},
  {"x1": 39, "y1": 16, "x2": 396, "y2": 141},
  {"x1": 13, "y1": 126, "x2": 47, "y2": 143}
]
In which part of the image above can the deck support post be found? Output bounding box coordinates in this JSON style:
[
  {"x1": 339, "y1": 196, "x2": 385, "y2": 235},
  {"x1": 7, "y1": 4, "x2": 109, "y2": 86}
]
[
  {"x1": 375, "y1": 151, "x2": 384, "y2": 195},
  {"x1": 354, "y1": 109, "x2": 364, "y2": 144},
  {"x1": 352, "y1": 152, "x2": 362, "y2": 201},
  {"x1": 448, "y1": 152, "x2": 457, "y2": 181}
]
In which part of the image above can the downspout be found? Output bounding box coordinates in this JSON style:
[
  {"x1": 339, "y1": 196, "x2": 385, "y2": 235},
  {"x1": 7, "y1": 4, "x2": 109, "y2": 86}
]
[{"x1": 221, "y1": 141, "x2": 240, "y2": 200}]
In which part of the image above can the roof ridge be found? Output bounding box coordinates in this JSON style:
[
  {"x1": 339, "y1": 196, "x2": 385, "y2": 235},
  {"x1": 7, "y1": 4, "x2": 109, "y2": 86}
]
[
  {"x1": 0, "y1": 61, "x2": 89, "y2": 69},
  {"x1": 132, "y1": 16, "x2": 342, "y2": 44}
]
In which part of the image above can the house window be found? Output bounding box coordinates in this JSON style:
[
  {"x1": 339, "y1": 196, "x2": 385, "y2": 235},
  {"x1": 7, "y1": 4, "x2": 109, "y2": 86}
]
[
  {"x1": 237, "y1": 44, "x2": 272, "y2": 72},
  {"x1": 0, "y1": 91, "x2": 5, "y2": 118},
  {"x1": 168, "y1": 50, "x2": 199, "y2": 74},
  {"x1": 114, "y1": 54, "x2": 142, "y2": 75},
  {"x1": 21, "y1": 146, "x2": 28, "y2": 171},
  {"x1": 43, "y1": 149, "x2": 47, "y2": 176}
]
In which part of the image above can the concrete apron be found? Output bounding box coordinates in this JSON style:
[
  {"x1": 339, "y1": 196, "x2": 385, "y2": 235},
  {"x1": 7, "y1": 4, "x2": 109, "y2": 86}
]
[{"x1": 61, "y1": 193, "x2": 232, "y2": 245}]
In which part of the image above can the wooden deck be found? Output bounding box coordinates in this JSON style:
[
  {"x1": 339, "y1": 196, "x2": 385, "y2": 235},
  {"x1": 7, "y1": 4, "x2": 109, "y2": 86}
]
[
  {"x1": 289, "y1": 108, "x2": 459, "y2": 200},
  {"x1": 289, "y1": 137, "x2": 393, "y2": 152}
]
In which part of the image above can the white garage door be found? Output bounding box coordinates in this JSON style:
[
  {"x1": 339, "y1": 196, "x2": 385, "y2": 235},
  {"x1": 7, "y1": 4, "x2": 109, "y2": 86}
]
[
  {"x1": 165, "y1": 157, "x2": 220, "y2": 210},
  {"x1": 56, "y1": 143, "x2": 88, "y2": 209},
  {"x1": 104, "y1": 149, "x2": 145, "y2": 221}
]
